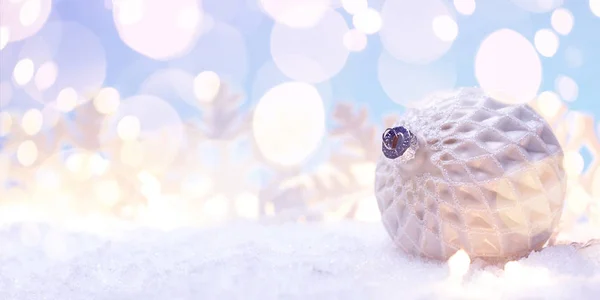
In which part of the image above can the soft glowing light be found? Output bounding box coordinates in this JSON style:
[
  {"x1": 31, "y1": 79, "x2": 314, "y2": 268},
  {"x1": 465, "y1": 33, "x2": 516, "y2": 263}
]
[
  {"x1": 117, "y1": 115, "x2": 141, "y2": 141},
  {"x1": 252, "y1": 82, "x2": 326, "y2": 167},
  {"x1": 354, "y1": 196, "x2": 381, "y2": 222},
  {"x1": 343, "y1": 29, "x2": 367, "y2": 52},
  {"x1": 270, "y1": 9, "x2": 349, "y2": 83},
  {"x1": 176, "y1": 6, "x2": 201, "y2": 30},
  {"x1": 63, "y1": 151, "x2": 107, "y2": 182},
  {"x1": 19, "y1": 0, "x2": 42, "y2": 26},
  {"x1": 555, "y1": 75, "x2": 578, "y2": 102},
  {"x1": 13, "y1": 58, "x2": 35, "y2": 86},
  {"x1": 591, "y1": 167, "x2": 600, "y2": 197},
  {"x1": 180, "y1": 175, "x2": 213, "y2": 199},
  {"x1": 1, "y1": 0, "x2": 52, "y2": 42},
  {"x1": 453, "y1": 0, "x2": 475, "y2": 15},
  {"x1": 193, "y1": 71, "x2": 221, "y2": 103},
  {"x1": 352, "y1": 8, "x2": 382, "y2": 35},
  {"x1": 203, "y1": 194, "x2": 229, "y2": 220},
  {"x1": 551, "y1": 8, "x2": 574, "y2": 35},
  {"x1": 590, "y1": 0, "x2": 600, "y2": 17},
  {"x1": 21, "y1": 108, "x2": 43, "y2": 136},
  {"x1": 564, "y1": 151, "x2": 585, "y2": 177},
  {"x1": 234, "y1": 192, "x2": 259, "y2": 219},
  {"x1": 35, "y1": 169, "x2": 61, "y2": 191},
  {"x1": 260, "y1": 0, "x2": 331, "y2": 28},
  {"x1": 55, "y1": 87, "x2": 78, "y2": 112},
  {"x1": 93, "y1": 179, "x2": 121, "y2": 207},
  {"x1": 341, "y1": 0, "x2": 368, "y2": 15},
  {"x1": 116, "y1": 0, "x2": 143, "y2": 25},
  {"x1": 0, "y1": 26, "x2": 9, "y2": 50},
  {"x1": 17, "y1": 139, "x2": 38, "y2": 166},
  {"x1": 93, "y1": 87, "x2": 121, "y2": 115},
  {"x1": 100, "y1": 94, "x2": 185, "y2": 173},
  {"x1": 168, "y1": 21, "x2": 248, "y2": 88},
  {"x1": 380, "y1": 0, "x2": 456, "y2": 64},
  {"x1": 447, "y1": 249, "x2": 471, "y2": 279},
  {"x1": 432, "y1": 15, "x2": 458, "y2": 42},
  {"x1": 65, "y1": 153, "x2": 83, "y2": 173},
  {"x1": 566, "y1": 184, "x2": 592, "y2": 215},
  {"x1": 120, "y1": 140, "x2": 144, "y2": 167},
  {"x1": 17, "y1": 21, "x2": 106, "y2": 108},
  {"x1": 565, "y1": 111, "x2": 586, "y2": 134},
  {"x1": 89, "y1": 153, "x2": 110, "y2": 176},
  {"x1": 65, "y1": 152, "x2": 88, "y2": 180},
  {"x1": 138, "y1": 171, "x2": 162, "y2": 199},
  {"x1": 113, "y1": 0, "x2": 203, "y2": 60},
  {"x1": 350, "y1": 163, "x2": 376, "y2": 186},
  {"x1": 537, "y1": 91, "x2": 562, "y2": 118},
  {"x1": 534, "y1": 29, "x2": 559, "y2": 57},
  {"x1": 511, "y1": 0, "x2": 563, "y2": 13},
  {"x1": 34, "y1": 60, "x2": 58, "y2": 91},
  {"x1": 475, "y1": 29, "x2": 542, "y2": 104}
]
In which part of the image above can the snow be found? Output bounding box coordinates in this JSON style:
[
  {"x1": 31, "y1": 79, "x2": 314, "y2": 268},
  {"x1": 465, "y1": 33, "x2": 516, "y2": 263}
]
[{"x1": 0, "y1": 220, "x2": 599, "y2": 300}]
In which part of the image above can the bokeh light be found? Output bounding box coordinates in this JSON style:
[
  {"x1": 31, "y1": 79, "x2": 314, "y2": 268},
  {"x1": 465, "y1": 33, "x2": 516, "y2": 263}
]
[
  {"x1": 591, "y1": 0, "x2": 600, "y2": 17},
  {"x1": 13, "y1": 58, "x2": 35, "y2": 86},
  {"x1": 252, "y1": 82, "x2": 326, "y2": 167},
  {"x1": 352, "y1": 8, "x2": 382, "y2": 35},
  {"x1": 112, "y1": 0, "x2": 203, "y2": 60},
  {"x1": 0, "y1": 0, "x2": 52, "y2": 43},
  {"x1": 0, "y1": 0, "x2": 598, "y2": 236},
  {"x1": 260, "y1": 0, "x2": 331, "y2": 28},
  {"x1": 475, "y1": 29, "x2": 542, "y2": 104},
  {"x1": 534, "y1": 29, "x2": 559, "y2": 57},
  {"x1": 453, "y1": 0, "x2": 476, "y2": 15},
  {"x1": 342, "y1": 0, "x2": 368, "y2": 15},
  {"x1": 99, "y1": 94, "x2": 185, "y2": 173},
  {"x1": 270, "y1": 9, "x2": 349, "y2": 83},
  {"x1": 193, "y1": 71, "x2": 221, "y2": 103},
  {"x1": 551, "y1": 8, "x2": 574, "y2": 35},
  {"x1": 0, "y1": 26, "x2": 9, "y2": 50},
  {"x1": 510, "y1": 0, "x2": 563, "y2": 13},
  {"x1": 19, "y1": 21, "x2": 107, "y2": 106},
  {"x1": 34, "y1": 60, "x2": 58, "y2": 91},
  {"x1": 432, "y1": 15, "x2": 459, "y2": 42},
  {"x1": 380, "y1": 0, "x2": 456, "y2": 64},
  {"x1": 21, "y1": 108, "x2": 43, "y2": 136},
  {"x1": 170, "y1": 21, "x2": 248, "y2": 88},
  {"x1": 93, "y1": 87, "x2": 121, "y2": 115},
  {"x1": 343, "y1": 29, "x2": 367, "y2": 52},
  {"x1": 537, "y1": 91, "x2": 562, "y2": 118}
]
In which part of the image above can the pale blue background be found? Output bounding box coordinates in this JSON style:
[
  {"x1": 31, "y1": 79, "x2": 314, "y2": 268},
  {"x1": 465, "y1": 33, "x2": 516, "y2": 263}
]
[{"x1": 31, "y1": 0, "x2": 598, "y2": 120}]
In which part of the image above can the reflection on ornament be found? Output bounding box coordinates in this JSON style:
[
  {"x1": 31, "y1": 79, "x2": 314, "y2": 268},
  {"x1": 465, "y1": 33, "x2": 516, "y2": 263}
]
[{"x1": 375, "y1": 87, "x2": 567, "y2": 261}]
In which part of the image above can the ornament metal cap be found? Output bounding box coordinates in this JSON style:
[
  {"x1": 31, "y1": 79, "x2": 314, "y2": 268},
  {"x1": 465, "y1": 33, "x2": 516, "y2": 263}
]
[{"x1": 381, "y1": 126, "x2": 418, "y2": 162}]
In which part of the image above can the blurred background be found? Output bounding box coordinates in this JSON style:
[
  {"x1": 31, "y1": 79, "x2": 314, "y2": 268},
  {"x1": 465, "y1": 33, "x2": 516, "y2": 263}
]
[{"x1": 0, "y1": 0, "x2": 599, "y2": 232}]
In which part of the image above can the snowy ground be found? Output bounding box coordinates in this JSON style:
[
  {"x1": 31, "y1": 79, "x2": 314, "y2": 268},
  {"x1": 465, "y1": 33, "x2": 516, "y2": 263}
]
[{"x1": 0, "y1": 220, "x2": 599, "y2": 300}]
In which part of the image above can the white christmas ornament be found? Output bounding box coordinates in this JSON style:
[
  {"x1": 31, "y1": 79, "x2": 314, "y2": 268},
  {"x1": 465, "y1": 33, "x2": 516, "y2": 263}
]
[{"x1": 375, "y1": 87, "x2": 566, "y2": 262}]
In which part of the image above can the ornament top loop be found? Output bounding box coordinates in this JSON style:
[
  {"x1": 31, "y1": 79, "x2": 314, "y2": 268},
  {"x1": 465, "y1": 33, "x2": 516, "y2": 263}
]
[{"x1": 381, "y1": 126, "x2": 418, "y2": 161}]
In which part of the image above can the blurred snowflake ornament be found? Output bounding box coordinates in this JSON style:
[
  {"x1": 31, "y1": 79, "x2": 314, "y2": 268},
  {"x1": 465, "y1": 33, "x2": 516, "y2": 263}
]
[{"x1": 375, "y1": 87, "x2": 567, "y2": 262}]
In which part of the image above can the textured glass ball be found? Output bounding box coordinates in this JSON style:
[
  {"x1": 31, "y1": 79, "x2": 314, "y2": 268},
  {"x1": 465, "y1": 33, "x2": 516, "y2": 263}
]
[{"x1": 375, "y1": 88, "x2": 567, "y2": 262}]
